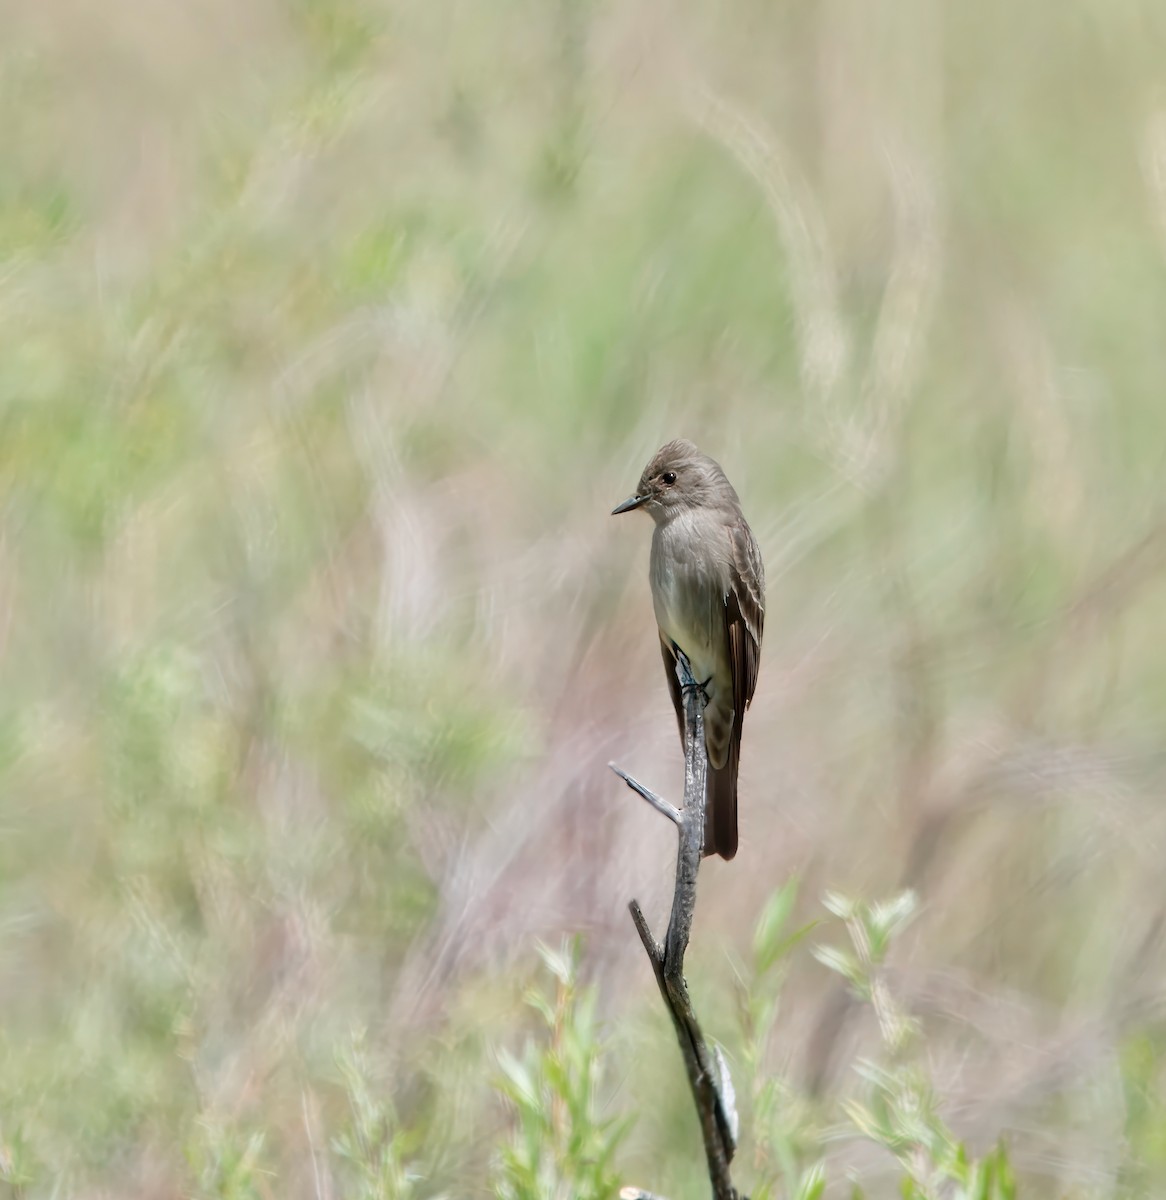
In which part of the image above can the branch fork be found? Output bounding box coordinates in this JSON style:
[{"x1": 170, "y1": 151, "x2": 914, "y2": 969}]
[{"x1": 610, "y1": 652, "x2": 744, "y2": 1200}]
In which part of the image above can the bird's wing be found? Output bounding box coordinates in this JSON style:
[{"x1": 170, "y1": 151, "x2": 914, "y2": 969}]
[
  {"x1": 725, "y1": 517, "x2": 764, "y2": 716},
  {"x1": 658, "y1": 633, "x2": 686, "y2": 750}
]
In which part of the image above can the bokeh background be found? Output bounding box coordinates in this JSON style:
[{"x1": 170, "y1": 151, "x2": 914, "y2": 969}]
[{"x1": 4, "y1": 0, "x2": 1166, "y2": 1195}]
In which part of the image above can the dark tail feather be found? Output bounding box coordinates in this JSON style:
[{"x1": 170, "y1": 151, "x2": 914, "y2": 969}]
[{"x1": 703, "y1": 726, "x2": 740, "y2": 860}]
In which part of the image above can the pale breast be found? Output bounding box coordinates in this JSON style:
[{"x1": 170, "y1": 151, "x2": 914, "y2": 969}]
[{"x1": 650, "y1": 513, "x2": 730, "y2": 689}]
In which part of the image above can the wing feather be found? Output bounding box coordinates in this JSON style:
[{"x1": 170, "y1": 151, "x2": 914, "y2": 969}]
[
  {"x1": 658, "y1": 633, "x2": 685, "y2": 749},
  {"x1": 725, "y1": 517, "x2": 764, "y2": 721}
]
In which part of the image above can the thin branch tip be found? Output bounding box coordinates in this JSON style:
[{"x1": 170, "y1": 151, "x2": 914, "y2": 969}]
[
  {"x1": 610, "y1": 763, "x2": 683, "y2": 825},
  {"x1": 628, "y1": 899, "x2": 663, "y2": 966}
]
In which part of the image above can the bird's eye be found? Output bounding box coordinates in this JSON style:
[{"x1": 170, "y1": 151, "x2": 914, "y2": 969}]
[{"x1": 661, "y1": 471, "x2": 677, "y2": 485}]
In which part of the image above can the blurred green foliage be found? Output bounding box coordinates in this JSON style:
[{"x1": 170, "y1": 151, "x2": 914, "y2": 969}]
[
  {"x1": 3, "y1": 0, "x2": 1166, "y2": 1193},
  {"x1": 492, "y1": 941, "x2": 630, "y2": 1200},
  {"x1": 814, "y1": 892, "x2": 1016, "y2": 1200},
  {"x1": 333, "y1": 1032, "x2": 428, "y2": 1200}
]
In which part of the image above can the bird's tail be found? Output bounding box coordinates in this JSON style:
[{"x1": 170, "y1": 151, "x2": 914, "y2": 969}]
[{"x1": 703, "y1": 724, "x2": 740, "y2": 860}]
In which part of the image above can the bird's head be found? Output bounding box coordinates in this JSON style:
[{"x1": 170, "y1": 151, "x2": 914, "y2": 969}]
[{"x1": 611, "y1": 439, "x2": 732, "y2": 524}]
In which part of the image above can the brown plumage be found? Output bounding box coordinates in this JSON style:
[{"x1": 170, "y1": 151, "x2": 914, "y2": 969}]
[{"x1": 612, "y1": 439, "x2": 765, "y2": 859}]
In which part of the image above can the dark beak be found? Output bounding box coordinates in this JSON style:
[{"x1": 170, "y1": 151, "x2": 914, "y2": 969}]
[{"x1": 611, "y1": 494, "x2": 648, "y2": 515}]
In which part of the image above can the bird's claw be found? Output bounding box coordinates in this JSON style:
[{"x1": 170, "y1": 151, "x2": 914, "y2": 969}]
[{"x1": 681, "y1": 676, "x2": 713, "y2": 708}]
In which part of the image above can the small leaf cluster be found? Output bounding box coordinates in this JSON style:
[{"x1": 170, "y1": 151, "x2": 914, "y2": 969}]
[
  {"x1": 814, "y1": 891, "x2": 1016, "y2": 1200},
  {"x1": 332, "y1": 1031, "x2": 433, "y2": 1200},
  {"x1": 740, "y1": 877, "x2": 826, "y2": 1200},
  {"x1": 184, "y1": 1121, "x2": 270, "y2": 1200},
  {"x1": 492, "y1": 939, "x2": 632, "y2": 1200}
]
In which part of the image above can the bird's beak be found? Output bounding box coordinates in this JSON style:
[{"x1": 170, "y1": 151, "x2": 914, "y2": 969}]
[{"x1": 611, "y1": 494, "x2": 648, "y2": 515}]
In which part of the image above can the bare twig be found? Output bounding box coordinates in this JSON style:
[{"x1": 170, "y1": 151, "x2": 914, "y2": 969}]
[
  {"x1": 611, "y1": 653, "x2": 744, "y2": 1200},
  {"x1": 609, "y1": 764, "x2": 683, "y2": 826}
]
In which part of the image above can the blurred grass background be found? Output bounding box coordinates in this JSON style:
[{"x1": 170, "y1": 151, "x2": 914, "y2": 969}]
[{"x1": 4, "y1": 0, "x2": 1166, "y2": 1194}]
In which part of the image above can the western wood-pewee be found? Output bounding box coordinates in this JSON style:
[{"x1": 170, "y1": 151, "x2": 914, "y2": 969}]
[{"x1": 613, "y1": 439, "x2": 765, "y2": 860}]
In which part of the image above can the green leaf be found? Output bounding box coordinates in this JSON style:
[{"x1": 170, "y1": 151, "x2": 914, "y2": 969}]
[
  {"x1": 867, "y1": 891, "x2": 918, "y2": 960},
  {"x1": 495, "y1": 1048, "x2": 538, "y2": 1110},
  {"x1": 794, "y1": 1162, "x2": 827, "y2": 1200},
  {"x1": 993, "y1": 1142, "x2": 1017, "y2": 1200},
  {"x1": 754, "y1": 877, "x2": 799, "y2": 974},
  {"x1": 536, "y1": 938, "x2": 576, "y2": 986},
  {"x1": 811, "y1": 944, "x2": 864, "y2": 989},
  {"x1": 524, "y1": 988, "x2": 556, "y2": 1027},
  {"x1": 822, "y1": 891, "x2": 858, "y2": 920}
]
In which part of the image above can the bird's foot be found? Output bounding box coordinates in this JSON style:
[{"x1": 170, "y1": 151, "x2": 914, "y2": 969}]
[
  {"x1": 681, "y1": 676, "x2": 713, "y2": 708},
  {"x1": 672, "y1": 647, "x2": 711, "y2": 706}
]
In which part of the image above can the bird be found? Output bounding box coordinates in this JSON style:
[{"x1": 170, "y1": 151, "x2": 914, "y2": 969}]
[{"x1": 612, "y1": 439, "x2": 765, "y2": 860}]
